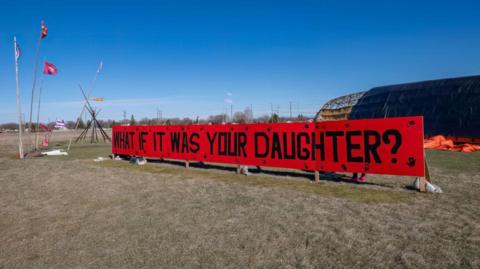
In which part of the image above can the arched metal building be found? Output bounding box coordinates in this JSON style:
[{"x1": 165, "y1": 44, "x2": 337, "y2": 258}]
[{"x1": 316, "y1": 75, "x2": 480, "y2": 142}]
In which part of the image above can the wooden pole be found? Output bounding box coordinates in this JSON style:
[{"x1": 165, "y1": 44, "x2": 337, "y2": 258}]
[
  {"x1": 34, "y1": 78, "x2": 44, "y2": 150},
  {"x1": 90, "y1": 111, "x2": 95, "y2": 143},
  {"x1": 418, "y1": 158, "x2": 432, "y2": 192},
  {"x1": 94, "y1": 114, "x2": 99, "y2": 142},
  {"x1": 28, "y1": 24, "x2": 43, "y2": 137},
  {"x1": 13, "y1": 36, "x2": 24, "y2": 159},
  {"x1": 67, "y1": 61, "x2": 103, "y2": 151},
  {"x1": 75, "y1": 120, "x2": 91, "y2": 142},
  {"x1": 95, "y1": 111, "x2": 111, "y2": 142}
]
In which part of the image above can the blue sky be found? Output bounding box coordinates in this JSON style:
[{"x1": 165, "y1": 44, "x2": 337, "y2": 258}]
[{"x1": 1, "y1": 0, "x2": 480, "y2": 123}]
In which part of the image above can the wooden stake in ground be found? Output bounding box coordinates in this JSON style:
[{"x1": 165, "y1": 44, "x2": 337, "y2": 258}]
[{"x1": 13, "y1": 36, "x2": 24, "y2": 159}]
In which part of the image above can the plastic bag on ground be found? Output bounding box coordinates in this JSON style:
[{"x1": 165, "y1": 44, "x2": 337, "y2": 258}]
[
  {"x1": 411, "y1": 178, "x2": 443, "y2": 193},
  {"x1": 129, "y1": 157, "x2": 147, "y2": 165}
]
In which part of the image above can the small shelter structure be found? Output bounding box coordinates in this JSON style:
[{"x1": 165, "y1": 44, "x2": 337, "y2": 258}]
[{"x1": 75, "y1": 87, "x2": 110, "y2": 143}]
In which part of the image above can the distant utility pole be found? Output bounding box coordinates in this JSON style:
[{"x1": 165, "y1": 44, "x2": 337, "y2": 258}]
[
  {"x1": 230, "y1": 104, "x2": 233, "y2": 122},
  {"x1": 289, "y1": 102, "x2": 292, "y2": 119},
  {"x1": 123, "y1": 110, "x2": 127, "y2": 123}
]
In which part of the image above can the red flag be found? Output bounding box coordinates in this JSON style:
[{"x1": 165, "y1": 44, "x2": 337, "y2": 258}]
[
  {"x1": 41, "y1": 21, "x2": 48, "y2": 39},
  {"x1": 43, "y1": 61, "x2": 58, "y2": 75},
  {"x1": 39, "y1": 123, "x2": 50, "y2": 132}
]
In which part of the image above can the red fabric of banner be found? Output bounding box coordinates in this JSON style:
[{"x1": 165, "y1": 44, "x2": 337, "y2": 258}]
[{"x1": 112, "y1": 116, "x2": 424, "y2": 176}]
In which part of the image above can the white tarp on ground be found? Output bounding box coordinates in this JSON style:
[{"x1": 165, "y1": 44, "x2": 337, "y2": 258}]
[{"x1": 41, "y1": 149, "x2": 68, "y2": 156}]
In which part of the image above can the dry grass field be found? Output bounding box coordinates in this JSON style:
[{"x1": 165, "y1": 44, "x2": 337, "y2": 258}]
[{"x1": 0, "y1": 131, "x2": 479, "y2": 268}]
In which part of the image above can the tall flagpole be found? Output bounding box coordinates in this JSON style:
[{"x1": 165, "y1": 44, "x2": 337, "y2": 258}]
[
  {"x1": 67, "y1": 61, "x2": 103, "y2": 151},
  {"x1": 28, "y1": 21, "x2": 44, "y2": 142},
  {"x1": 14, "y1": 36, "x2": 24, "y2": 159},
  {"x1": 35, "y1": 78, "x2": 44, "y2": 150}
]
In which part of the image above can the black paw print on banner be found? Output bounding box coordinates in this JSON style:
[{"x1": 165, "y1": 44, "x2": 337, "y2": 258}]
[{"x1": 407, "y1": 157, "x2": 416, "y2": 167}]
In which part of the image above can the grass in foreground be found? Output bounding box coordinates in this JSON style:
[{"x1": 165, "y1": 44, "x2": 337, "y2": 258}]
[{"x1": 2, "y1": 139, "x2": 479, "y2": 268}]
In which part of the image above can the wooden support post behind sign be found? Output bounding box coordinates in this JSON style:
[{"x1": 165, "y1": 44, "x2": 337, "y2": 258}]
[
  {"x1": 314, "y1": 171, "x2": 320, "y2": 182},
  {"x1": 185, "y1": 160, "x2": 189, "y2": 169},
  {"x1": 419, "y1": 158, "x2": 432, "y2": 192}
]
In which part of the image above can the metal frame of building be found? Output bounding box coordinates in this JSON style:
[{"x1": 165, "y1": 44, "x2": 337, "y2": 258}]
[{"x1": 315, "y1": 91, "x2": 365, "y2": 121}]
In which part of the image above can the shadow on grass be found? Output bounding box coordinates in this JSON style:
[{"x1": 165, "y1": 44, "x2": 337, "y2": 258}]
[
  {"x1": 39, "y1": 143, "x2": 397, "y2": 189},
  {"x1": 147, "y1": 158, "x2": 394, "y2": 189},
  {"x1": 94, "y1": 159, "x2": 416, "y2": 204}
]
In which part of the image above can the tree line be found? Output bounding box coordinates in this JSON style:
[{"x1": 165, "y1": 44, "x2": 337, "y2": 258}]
[{"x1": 0, "y1": 107, "x2": 312, "y2": 131}]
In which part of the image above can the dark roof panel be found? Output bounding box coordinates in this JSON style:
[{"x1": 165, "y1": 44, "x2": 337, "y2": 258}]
[{"x1": 349, "y1": 75, "x2": 480, "y2": 138}]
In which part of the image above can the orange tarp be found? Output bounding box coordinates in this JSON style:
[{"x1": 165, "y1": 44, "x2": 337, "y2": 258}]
[{"x1": 424, "y1": 135, "x2": 480, "y2": 152}]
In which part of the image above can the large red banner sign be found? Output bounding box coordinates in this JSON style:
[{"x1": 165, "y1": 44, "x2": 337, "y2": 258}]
[{"x1": 112, "y1": 116, "x2": 424, "y2": 176}]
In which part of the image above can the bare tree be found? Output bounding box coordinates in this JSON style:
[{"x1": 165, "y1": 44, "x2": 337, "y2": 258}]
[
  {"x1": 66, "y1": 121, "x2": 76, "y2": 129},
  {"x1": 208, "y1": 114, "x2": 225, "y2": 124},
  {"x1": 233, "y1": 111, "x2": 247, "y2": 123},
  {"x1": 297, "y1": 114, "x2": 308, "y2": 121},
  {"x1": 0, "y1": 123, "x2": 19, "y2": 130},
  {"x1": 139, "y1": 117, "x2": 151, "y2": 125},
  {"x1": 130, "y1": 115, "x2": 136, "y2": 125},
  {"x1": 256, "y1": 115, "x2": 270, "y2": 123},
  {"x1": 270, "y1": 113, "x2": 279, "y2": 123}
]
